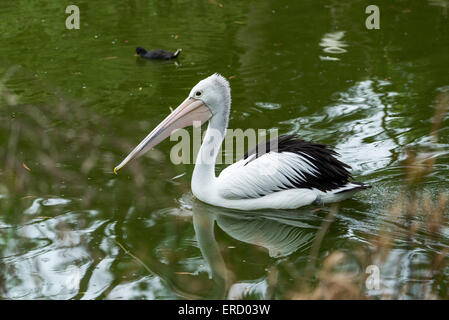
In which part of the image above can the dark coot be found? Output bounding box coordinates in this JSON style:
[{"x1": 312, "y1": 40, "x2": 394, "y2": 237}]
[{"x1": 136, "y1": 47, "x2": 182, "y2": 60}]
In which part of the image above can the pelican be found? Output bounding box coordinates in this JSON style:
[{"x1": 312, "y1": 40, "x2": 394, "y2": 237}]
[{"x1": 114, "y1": 73, "x2": 370, "y2": 210}]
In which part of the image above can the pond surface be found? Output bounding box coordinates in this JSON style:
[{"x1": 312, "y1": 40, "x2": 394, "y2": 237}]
[{"x1": 1, "y1": 0, "x2": 449, "y2": 299}]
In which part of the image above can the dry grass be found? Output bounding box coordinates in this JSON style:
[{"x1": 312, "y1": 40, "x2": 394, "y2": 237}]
[
  {"x1": 0, "y1": 68, "x2": 182, "y2": 297},
  {"x1": 0, "y1": 67, "x2": 179, "y2": 210},
  {"x1": 288, "y1": 91, "x2": 449, "y2": 300}
]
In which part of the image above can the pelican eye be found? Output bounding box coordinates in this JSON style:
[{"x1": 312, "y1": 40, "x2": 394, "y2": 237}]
[{"x1": 195, "y1": 91, "x2": 202, "y2": 97}]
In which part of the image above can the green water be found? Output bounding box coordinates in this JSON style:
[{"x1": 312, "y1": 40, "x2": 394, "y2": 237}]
[{"x1": 1, "y1": 0, "x2": 449, "y2": 299}]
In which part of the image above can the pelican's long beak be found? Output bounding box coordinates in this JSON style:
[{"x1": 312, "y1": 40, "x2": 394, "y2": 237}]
[{"x1": 114, "y1": 98, "x2": 212, "y2": 174}]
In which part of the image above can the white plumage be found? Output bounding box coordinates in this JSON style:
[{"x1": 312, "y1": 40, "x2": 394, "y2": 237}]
[{"x1": 218, "y1": 152, "x2": 319, "y2": 199}]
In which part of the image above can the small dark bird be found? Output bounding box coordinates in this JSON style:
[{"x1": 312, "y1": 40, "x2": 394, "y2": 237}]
[{"x1": 135, "y1": 47, "x2": 182, "y2": 60}]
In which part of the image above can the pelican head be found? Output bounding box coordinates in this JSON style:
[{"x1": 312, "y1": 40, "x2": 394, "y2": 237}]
[
  {"x1": 188, "y1": 73, "x2": 231, "y2": 120},
  {"x1": 114, "y1": 73, "x2": 231, "y2": 174}
]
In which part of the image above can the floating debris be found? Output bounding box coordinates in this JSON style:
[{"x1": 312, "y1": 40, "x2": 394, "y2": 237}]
[
  {"x1": 20, "y1": 195, "x2": 38, "y2": 200},
  {"x1": 100, "y1": 56, "x2": 118, "y2": 61},
  {"x1": 174, "y1": 272, "x2": 195, "y2": 275}
]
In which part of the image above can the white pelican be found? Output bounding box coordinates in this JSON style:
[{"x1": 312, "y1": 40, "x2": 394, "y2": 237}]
[{"x1": 114, "y1": 73, "x2": 370, "y2": 210}]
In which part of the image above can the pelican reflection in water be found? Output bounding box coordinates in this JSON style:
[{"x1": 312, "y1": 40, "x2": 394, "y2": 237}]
[
  {"x1": 191, "y1": 201, "x2": 319, "y2": 299},
  {"x1": 116, "y1": 198, "x2": 320, "y2": 299}
]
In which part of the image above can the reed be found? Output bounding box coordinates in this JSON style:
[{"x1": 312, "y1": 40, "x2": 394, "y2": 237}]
[{"x1": 289, "y1": 91, "x2": 449, "y2": 300}]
